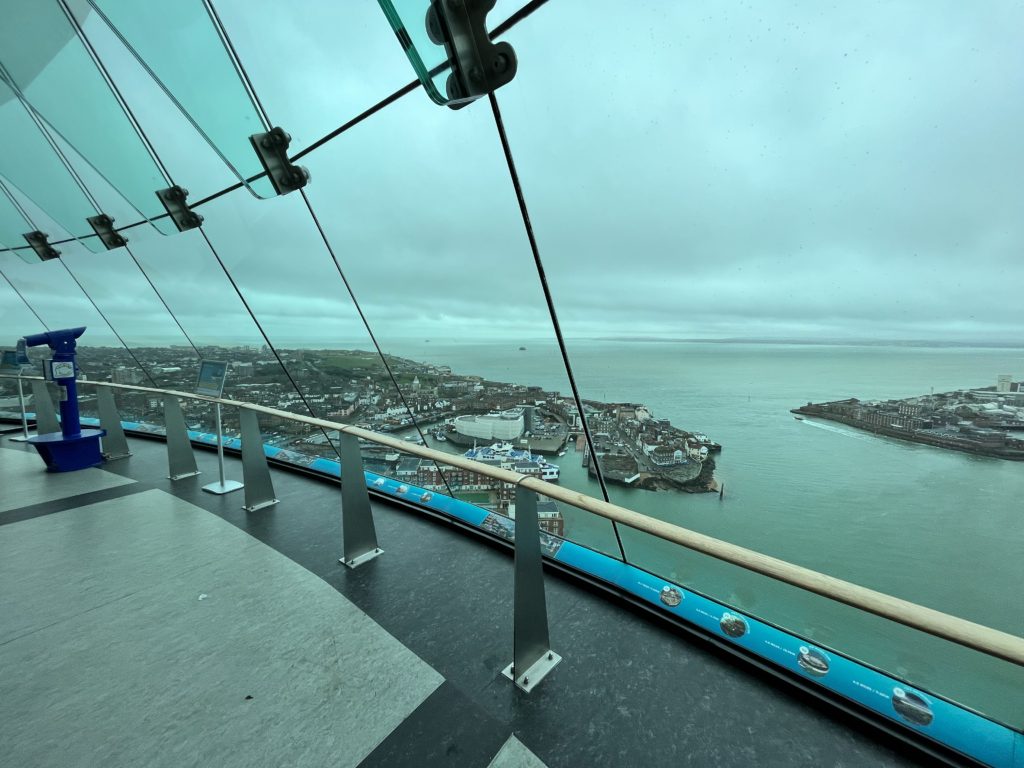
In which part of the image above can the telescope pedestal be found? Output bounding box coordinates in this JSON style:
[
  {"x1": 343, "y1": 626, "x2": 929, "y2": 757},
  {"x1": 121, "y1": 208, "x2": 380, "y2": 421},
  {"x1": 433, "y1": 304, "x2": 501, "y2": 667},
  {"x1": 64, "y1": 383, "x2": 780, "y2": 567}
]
[{"x1": 28, "y1": 429, "x2": 106, "y2": 472}]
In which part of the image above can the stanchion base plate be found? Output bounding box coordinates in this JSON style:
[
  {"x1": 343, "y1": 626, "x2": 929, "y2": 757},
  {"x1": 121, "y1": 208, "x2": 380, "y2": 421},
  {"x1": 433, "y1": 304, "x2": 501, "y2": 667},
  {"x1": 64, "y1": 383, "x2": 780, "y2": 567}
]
[
  {"x1": 203, "y1": 480, "x2": 244, "y2": 495},
  {"x1": 242, "y1": 498, "x2": 278, "y2": 512},
  {"x1": 339, "y1": 548, "x2": 384, "y2": 569},
  {"x1": 502, "y1": 651, "x2": 562, "y2": 693}
]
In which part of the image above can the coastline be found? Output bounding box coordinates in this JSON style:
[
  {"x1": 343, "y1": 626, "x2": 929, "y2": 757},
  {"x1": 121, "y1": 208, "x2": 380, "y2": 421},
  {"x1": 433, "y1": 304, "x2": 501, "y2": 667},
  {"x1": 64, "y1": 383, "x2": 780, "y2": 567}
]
[{"x1": 791, "y1": 407, "x2": 1024, "y2": 461}]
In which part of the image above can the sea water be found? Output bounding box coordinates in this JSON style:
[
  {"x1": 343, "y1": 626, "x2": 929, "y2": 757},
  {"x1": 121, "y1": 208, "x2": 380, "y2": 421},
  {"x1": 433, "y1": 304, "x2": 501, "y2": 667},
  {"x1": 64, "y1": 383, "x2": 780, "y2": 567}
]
[{"x1": 387, "y1": 339, "x2": 1024, "y2": 724}]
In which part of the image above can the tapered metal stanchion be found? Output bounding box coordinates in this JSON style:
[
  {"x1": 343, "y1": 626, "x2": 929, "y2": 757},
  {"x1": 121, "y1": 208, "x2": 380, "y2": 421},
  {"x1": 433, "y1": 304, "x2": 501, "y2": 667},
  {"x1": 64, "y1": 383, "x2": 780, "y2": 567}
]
[
  {"x1": 29, "y1": 379, "x2": 60, "y2": 435},
  {"x1": 502, "y1": 485, "x2": 561, "y2": 692},
  {"x1": 239, "y1": 408, "x2": 277, "y2": 512},
  {"x1": 338, "y1": 432, "x2": 382, "y2": 568},
  {"x1": 8, "y1": 374, "x2": 32, "y2": 441},
  {"x1": 164, "y1": 396, "x2": 200, "y2": 480},
  {"x1": 96, "y1": 387, "x2": 131, "y2": 460},
  {"x1": 202, "y1": 402, "x2": 243, "y2": 495}
]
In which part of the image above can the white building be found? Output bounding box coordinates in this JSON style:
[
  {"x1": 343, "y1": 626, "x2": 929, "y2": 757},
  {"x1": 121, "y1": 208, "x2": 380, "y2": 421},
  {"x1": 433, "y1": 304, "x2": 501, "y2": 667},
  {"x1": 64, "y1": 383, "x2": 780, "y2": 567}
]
[
  {"x1": 454, "y1": 409, "x2": 525, "y2": 441},
  {"x1": 112, "y1": 366, "x2": 143, "y2": 385},
  {"x1": 997, "y1": 374, "x2": 1012, "y2": 393}
]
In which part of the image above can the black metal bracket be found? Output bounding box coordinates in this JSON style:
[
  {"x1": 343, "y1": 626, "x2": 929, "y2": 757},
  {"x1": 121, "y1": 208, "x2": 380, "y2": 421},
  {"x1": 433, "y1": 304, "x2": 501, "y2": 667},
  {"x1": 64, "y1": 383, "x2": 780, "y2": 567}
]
[
  {"x1": 86, "y1": 214, "x2": 127, "y2": 250},
  {"x1": 155, "y1": 186, "x2": 203, "y2": 232},
  {"x1": 249, "y1": 128, "x2": 310, "y2": 196},
  {"x1": 427, "y1": 0, "x2": 517, "y2": 109},
  {"x1": 22, "y1": 231, "x2": 60, "y2": 261}
]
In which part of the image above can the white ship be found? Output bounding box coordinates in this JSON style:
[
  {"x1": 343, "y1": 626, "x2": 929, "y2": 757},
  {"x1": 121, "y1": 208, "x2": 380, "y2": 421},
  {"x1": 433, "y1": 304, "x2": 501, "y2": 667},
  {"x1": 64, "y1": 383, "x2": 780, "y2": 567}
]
[{"x1": 464, "y1": 442, "x2": 560, "y2": 481}]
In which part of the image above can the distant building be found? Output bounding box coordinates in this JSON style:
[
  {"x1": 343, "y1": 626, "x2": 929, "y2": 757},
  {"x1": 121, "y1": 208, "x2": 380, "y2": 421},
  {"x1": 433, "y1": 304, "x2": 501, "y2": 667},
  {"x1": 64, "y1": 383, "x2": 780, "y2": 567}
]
[
  {"x1": 508, "y1": 498, "x2": 565, "y2": 537},
  {"x1": 997, "y1": 374, "x2": 1012, "y2": 393},
  {"x1": 112, "y1": 366, "x2": 143, "y2": 385},
  {"x1": 650, "y1": 447, "x2": 686, "y2": 466},
  {"x1": 958, "y1": 424, "x2": 1007, "y2": 445},
  {"x1": 395, "y1": 458, "x2": 421, "y2": 479}
]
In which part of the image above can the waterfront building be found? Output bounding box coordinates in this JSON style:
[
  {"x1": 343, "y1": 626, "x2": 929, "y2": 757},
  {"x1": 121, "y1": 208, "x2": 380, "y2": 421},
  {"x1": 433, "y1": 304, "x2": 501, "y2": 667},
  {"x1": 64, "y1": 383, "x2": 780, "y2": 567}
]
[{"x1": 453, "y1": 408, "x2": 525, "y2": 441}]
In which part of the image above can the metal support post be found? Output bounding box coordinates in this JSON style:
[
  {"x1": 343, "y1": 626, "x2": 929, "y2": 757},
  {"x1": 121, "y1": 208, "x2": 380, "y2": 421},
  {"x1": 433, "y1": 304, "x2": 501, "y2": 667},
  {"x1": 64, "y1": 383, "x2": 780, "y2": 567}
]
[
  {"x1": 164, "y1": 396, "x2": 200, "y2": 480},
  {"x1": 96, "y1": 387, "x2": 131, "y2": 460},
  {"x1": 502, "y1": 485, "x2": 561, "y2": 692},
  {"x1": 338, "y1": 432, "x2": 382, "y2": 568},
  {"x1": 9, "y1": 374, "x2": 32, "y2": 441},
  {"x1": 239, "y1": 408, "x2": 277, "y2": 512},
  {"x1": 29, "y1": 379, "x2": 60, "y2": 435},
  {"x1": 202, "y1": 402, "x2": 243, "y2": 495}
]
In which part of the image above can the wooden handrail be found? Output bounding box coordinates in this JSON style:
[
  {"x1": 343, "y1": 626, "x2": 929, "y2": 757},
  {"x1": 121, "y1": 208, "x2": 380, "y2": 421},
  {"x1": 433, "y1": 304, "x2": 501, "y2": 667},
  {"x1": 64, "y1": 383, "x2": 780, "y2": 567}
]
[{"x1": 6, "y1": 373, "x2": 1024, "y2": 667}]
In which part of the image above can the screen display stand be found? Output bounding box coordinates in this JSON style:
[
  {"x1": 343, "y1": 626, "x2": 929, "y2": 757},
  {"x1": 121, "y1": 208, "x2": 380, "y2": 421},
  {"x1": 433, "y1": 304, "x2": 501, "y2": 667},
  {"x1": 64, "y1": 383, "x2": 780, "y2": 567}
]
[{"x1": 202, "y1": 402, "x2": 244, "y2": 495}]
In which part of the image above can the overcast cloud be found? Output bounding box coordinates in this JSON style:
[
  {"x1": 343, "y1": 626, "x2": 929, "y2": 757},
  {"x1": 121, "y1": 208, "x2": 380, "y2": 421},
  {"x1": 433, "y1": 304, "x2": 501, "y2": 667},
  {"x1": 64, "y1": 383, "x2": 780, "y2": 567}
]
[{"x1": 1, "y1": 0, "x2": 1022, "y2": 350}]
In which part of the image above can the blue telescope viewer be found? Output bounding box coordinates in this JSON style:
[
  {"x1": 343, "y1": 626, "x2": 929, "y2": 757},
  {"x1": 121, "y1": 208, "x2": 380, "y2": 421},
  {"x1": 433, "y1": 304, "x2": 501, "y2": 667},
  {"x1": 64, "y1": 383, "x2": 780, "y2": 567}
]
[{"x1": 23, "y1": 326, "x2": 106, "y2": 472}]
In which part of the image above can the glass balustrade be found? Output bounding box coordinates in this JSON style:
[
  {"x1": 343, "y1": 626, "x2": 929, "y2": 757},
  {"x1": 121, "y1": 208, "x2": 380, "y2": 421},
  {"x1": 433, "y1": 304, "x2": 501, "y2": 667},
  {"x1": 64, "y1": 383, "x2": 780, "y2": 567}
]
[
  {"x1": 0, "y1": 3, "x2": 1020, "y2": 758},
  {"x1": 493, "y1": 0, "x2": 1024, "y2": 725}
]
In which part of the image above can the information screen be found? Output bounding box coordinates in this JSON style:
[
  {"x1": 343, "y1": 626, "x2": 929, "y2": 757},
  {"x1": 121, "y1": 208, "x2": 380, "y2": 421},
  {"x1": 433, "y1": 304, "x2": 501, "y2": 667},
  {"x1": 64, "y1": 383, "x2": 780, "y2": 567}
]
[{"x1": 195, "y1": 360, "x2": 229, "y2": 398}]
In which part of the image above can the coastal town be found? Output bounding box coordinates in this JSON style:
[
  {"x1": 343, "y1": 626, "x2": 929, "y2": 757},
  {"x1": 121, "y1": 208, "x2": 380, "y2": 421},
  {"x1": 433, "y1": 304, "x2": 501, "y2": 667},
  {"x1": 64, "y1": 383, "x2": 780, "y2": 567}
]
[
  {"x1": 2, "y1": 344, "x2": 721, "y2": 535},
  {"x1": 793, "y1": 375, "x2": 1024, "y2": 460}
]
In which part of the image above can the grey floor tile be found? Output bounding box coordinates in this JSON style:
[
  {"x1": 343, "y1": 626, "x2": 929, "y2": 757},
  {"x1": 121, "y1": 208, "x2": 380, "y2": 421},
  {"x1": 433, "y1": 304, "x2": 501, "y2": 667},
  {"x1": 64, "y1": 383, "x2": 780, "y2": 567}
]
[
  {"x1": 488, "y1": 736, "x2": 548, "y2": 768},
  {"x1": 0, "y1": 489, "x2": 443, "y2": 768},
  {"x1": 0, "y1": 488, "x2": 260, "y2": 643},
  {"x1": 0, "y1": 447, "x2": 134, "y2": 512}
]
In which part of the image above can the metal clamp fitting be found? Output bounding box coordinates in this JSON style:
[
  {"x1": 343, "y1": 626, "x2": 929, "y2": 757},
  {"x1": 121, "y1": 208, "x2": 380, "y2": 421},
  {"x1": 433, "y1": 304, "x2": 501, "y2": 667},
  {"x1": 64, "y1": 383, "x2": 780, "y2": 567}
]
[
  {"x1": 22, "y1": 231, "x2": 60, "y2": 261},
  {"x1": 86, "y1": 214, "x2": 127, "y2": 250},
  {"x1": 250, "y1": 127, "x2": 310, "y2": 196},
  {"x1": 156, "y1": 186, "x2": 204, "y2": 232}
]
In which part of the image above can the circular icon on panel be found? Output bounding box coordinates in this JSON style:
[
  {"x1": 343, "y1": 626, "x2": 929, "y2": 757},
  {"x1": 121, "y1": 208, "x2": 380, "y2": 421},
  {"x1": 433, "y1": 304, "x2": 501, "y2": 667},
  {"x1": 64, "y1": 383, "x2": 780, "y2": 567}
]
[
  {"x1": 659, "y1": 586, "x2": 683, "y2": 607},
  {"x1": 420, "y1": 491, "x2": 433, "y2": 503},
  {"x1": 797, "y1": 646, "x2": 830, "y2": 677},
  {"x1": 892, "y1": 687, "x2": 934, "y2": 726},
  {"x1": 397, "y1": 484, "x2": 409, "y2": 494},
  {"x1": 719, "y1": 612, "x2": 748, "y2": 638},
  {"x1": 373, "y1": 477, "x2": 386, "y2": 487}
]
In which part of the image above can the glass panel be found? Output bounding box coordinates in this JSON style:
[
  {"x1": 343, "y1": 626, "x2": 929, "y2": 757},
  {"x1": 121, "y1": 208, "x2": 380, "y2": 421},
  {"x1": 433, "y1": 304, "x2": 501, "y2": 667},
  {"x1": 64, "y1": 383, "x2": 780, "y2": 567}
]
[
  {"x1": 87, "y1": 0, "x2": 275, "y2": 198},
  {"x1": 58, "y1": 240, "x2": 201, "y2": 391},
  {"x1": 0, "y1": 0, "x2": 176, "y2": 233},
  {"x1": 377, "y1": 0, "x2": 451, "y2": 105},
  {"x1": 106, "y1": 223, "x2": 294, "y2": 409},
  {"x1": 376, "y1": 0, "x2": 520, "y2": 107},
  {"x1": 0, "y1": 180, "x2": 34, "y2": 254},
  {"x1": 191, "y1": 186, "x2": 458, "y2": 483},
  {"x1": 296, "y1": 80, "x2": 622, "y2": 558},
  {"x1": 0, "y1": 79, "x2": 106, "y2": 253},
  {"x1": 209, "y1": 1, "x2": 412, "y2": 152},
  {"x1": 0, "y1": 255, "x2": 146, "y2": 389},
  {"x1": 496, "y1": 1, "x2": 1024, "y2": 724},
  {"x1": 0, "y1": 274, "x2": 43, "y2": 417},
  {"x1": 0, "y1": 273, "x2": 41, "y2": 342}
]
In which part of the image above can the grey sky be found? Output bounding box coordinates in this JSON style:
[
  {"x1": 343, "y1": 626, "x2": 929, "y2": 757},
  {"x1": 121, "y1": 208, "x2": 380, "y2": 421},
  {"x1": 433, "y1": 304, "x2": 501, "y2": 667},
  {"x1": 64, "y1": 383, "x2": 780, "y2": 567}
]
[{"x1": 1, "y1": 0, "x2": 1023, "y2": 349}]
